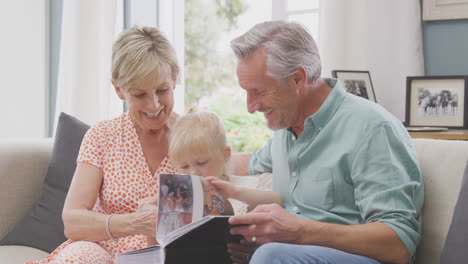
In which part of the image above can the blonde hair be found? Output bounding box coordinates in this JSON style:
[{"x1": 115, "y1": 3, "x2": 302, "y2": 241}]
[
  {"x1": 112, "y1": 26, "x2": 179, "y2": 91},
  {"x1": 169, "y1": 112, "x2": 230, "y2": 176}
]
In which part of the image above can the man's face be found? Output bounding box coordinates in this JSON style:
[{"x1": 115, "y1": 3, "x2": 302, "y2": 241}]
[{"x1": 236, "y1": 50, "x2": 299, "y2": 130}]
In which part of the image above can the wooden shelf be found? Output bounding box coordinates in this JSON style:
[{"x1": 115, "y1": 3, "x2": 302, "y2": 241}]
[{"x1": 409, "y1": 129, "x2": 468, "y2": 140}]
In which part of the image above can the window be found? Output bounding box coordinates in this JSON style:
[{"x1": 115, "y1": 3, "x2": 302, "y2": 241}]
[
  {"x1": 160, "y1": 0, "x2": 321, "y2": 152},
  {"x1": 273, "y1": 0, "x2": 320, "y2": 41},
  {"x1": 125, "y1": 0, "x2": 185, "y2": 114},
  {"x1": 184, "y1": 0, "x2": 272, "y2": 152}
]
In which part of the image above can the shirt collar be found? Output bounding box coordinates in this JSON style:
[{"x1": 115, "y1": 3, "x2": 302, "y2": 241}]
[{"x1": 304, "y1": 78, "x2": 346, "y2": 129}]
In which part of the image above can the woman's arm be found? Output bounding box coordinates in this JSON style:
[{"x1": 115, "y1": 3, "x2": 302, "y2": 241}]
[{"x1": 62, "y1": 163, "x2": 155, "y2": 242}]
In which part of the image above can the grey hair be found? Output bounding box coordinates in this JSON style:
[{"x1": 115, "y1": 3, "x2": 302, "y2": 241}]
[
  {"x1": 230, "y1": 20, "x2": 321, "y2": 84},
  {"x1": 112, "y1": 26, "x2": 179, "y2": 91}
]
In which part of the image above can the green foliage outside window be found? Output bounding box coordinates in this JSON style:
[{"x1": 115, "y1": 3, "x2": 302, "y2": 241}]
[
  {"x1": 184, "y1": 0, "x2": 271, "y2": 152},
  {"x1": 184, "y1": 0, "x2": 245, "y2": 110},
  {"x1": 209, "y1": 94, "x2": 271, "y2": 153}
]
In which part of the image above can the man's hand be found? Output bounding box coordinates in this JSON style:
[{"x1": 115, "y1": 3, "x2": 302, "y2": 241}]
[
  {"x1": 229, "y1": 204, "x2": 306, "y2": 245},
  {"x1": 227, "y1": 241, "x2": 257, "y2": 264}
]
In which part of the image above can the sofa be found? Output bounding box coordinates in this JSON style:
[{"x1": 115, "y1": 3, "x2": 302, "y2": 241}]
[{"x1": 0, "y1": 138, "x2": 467, "y2": 264}]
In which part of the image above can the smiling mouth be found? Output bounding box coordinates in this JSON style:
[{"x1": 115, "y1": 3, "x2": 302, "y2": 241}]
[
  {"x1": 264, "y1": 109, "x2": 274, "y2": 118},
  {"x1": 145, "y1": 108, "x2": 163, "y2": 118}
]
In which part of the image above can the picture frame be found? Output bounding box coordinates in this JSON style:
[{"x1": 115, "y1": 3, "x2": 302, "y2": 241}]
[
  {"x1": 405, "y1": 76, "x2": 468, "y2": 128},
  {"x1": 331, "y1": 70, "x2": 377, "y2": 102},
  {"x1": 423, "y1": 0, "x2": 468, "y2": 21}
]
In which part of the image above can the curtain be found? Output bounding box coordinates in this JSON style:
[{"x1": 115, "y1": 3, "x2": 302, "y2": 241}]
[
  {"x1": 53, "y1": 0, "x2": 124, "y2": 131},
  {"x1": 319, "y1": 0, "x2": 424, "y2": 121}
]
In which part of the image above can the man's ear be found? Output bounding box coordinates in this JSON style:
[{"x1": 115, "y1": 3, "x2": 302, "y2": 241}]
[
  {"x1": 113, "y1": 81, "x2": 126, "y2": 100},
  {"x1": 224, "y1": 146, "x2": 232, "y2": 162},
  {"x1": 292, "y1": 66, "x2": 307, "y2": 94}
]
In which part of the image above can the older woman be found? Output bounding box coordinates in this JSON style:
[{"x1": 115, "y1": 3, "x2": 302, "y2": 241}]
[{"x1": 29, "y1": 26, "x2": 179, "y2": 264}]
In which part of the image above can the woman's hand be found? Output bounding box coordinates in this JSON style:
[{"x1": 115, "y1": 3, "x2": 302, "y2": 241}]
[
  {"x1": 134, "y1": 197, "x2": 158, "y2": 245},
  {"x1": 206, "y1": 176, "x2": 239, "y2": 199}
]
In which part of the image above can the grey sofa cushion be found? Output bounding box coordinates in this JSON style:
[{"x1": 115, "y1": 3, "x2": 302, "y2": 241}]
[
  {"x1": 0, "y1": 112, "x2": 89, "y2": 253},
  {"x1": 440, "y1": 160, "x2": 468, "y2": 264}
]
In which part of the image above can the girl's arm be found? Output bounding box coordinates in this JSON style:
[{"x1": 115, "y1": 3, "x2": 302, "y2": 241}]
[{"x1": 206, "y1": 177, "x2": 282, "y2": 207}]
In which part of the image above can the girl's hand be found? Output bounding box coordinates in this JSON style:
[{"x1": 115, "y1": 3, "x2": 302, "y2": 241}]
[{"x1": 206, "y1": 176, "x2": 239, "y2": 199}]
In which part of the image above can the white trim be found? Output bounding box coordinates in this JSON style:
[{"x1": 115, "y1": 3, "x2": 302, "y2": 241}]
[
  {"x1": 125, "y1": 0, "x2": 158, "y2": 27},
  {"x1": 272, "y1": 0, "x2": 288, "y2": 20},
  {"x1": 286, "y1": 9, "x2": 319, "y2": 16},
  {"x1": 423, "y1": 0, "x2": 468, "y2": 20},
  {"x1": 158, "y1": 0, "x2": 185, "y2": 114}
]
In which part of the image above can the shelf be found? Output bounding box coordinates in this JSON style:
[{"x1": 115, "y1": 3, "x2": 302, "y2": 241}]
[{"x1": 409, "y1": 129, "x2": 468, "y2": 140}]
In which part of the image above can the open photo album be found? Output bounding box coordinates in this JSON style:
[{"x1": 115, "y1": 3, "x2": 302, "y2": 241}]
[{"x1": 115, "y1": 174, "x2": 239, "y2": 264}]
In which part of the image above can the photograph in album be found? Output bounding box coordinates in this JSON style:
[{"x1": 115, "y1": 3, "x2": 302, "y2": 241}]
[{"x1": 115, "y1": 174, "x2": 236, "y2": 264}]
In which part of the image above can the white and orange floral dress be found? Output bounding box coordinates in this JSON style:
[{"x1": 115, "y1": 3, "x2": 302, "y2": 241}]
[{"x1": 28, "y1": 112, "x2": 177, "y2": 264}]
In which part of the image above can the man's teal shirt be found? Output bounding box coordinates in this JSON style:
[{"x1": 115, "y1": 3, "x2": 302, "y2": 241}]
[{"x1": 249, "y1": 79, "x2": 424, "y2": 256}]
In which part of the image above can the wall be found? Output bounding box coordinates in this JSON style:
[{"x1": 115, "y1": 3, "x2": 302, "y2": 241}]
[
  {"x1": 423, "y1": 20, "x2": 468, "y2": 75},
  {"x1": 0, "y1": 0, "x2": 48, "y2": 138},
  {"x1": 7, "y1": 2, "x2": 468, "y2": 138}
]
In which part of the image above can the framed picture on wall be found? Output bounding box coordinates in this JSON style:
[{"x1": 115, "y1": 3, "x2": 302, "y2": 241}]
[
  {"x1": 331, "y1": 70, "x2": 377, "y2": 102},
  {"x1": 423, "y1": 0, "x2": 468, "y2": 21},
  {"x1": 405, "y1": 76, "x2": 468, "y2": 128}
]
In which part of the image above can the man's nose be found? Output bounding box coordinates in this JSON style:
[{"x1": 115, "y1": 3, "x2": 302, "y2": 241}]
[{"x1": 247, "y1": 94, "x2": 259, "y2": 114}]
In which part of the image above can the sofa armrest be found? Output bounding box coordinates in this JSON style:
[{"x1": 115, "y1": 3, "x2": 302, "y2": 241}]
[
  {"x1": 0, "y1": 138, "x2": 52, "y2": 239},
  {"x1": 413, "y1": 139, "x2": 468, "y2": 264}
]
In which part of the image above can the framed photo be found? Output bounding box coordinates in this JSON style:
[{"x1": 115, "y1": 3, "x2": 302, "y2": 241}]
[
  {"x1": 423, "y1": 0, "x2": 468, "y2": 21},
  {"x1": 331, "y1": 70, "x2": 377, "y2": 102},
  {"x1": 406, "y1": 76, "x2": 468, "y2": 128}
]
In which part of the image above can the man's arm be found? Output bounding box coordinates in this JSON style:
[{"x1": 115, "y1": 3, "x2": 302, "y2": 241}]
[
  {"x1": 301, "y1": 218, "x2": 410, "y2": 264},
  {"x1": 229, "y1": 204, "x2": 410, "y2": 264},
  {"x1": 229, "y1": 123, "x2": 421, "y2": 264},
  {"x1": 231, "y1": 152, "x2": 252, "y2": 176}
]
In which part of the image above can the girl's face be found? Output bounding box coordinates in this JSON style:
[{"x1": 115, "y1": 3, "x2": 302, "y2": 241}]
[{"x1": 175, "y1": 147, "x2": 231, "y2": 178}]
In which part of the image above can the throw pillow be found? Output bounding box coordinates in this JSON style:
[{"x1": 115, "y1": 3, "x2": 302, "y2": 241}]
[
  {"x1": 0, "y1": 112, "x2": 90, "y2": 253},
  {"x1": 440, "y1": 160, "x2": 468, "y2": 263}
]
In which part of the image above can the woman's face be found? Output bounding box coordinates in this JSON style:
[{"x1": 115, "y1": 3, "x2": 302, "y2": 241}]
[{"x1": 115, "y1": 67, "x2": 177, "y2": 133}]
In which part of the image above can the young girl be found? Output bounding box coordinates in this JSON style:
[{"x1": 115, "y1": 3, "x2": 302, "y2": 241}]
[{"x1": 168, "y1": 111, "x2": 282, "y2": 214}]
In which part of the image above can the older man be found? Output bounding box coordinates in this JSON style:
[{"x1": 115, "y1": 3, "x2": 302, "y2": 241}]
[{"x1": 229, "y1": 21, "x2": 423, "y2": 264}]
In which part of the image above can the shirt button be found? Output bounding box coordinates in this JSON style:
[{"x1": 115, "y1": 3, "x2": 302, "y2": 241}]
[
  {"x1": 291, "y1": 171, "x2": 297, "y2": 177},
  {"x1": 318, "y1": 127, "x2": 322, "y2": 131},
  {"x1": 293, "y1": 206, "x2": 299, "y2": 212},
  {"x1": 291, "y1": 135, "x2": 295, "y2": 141}
]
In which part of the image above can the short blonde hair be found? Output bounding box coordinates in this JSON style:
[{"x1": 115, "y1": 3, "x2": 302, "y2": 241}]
[
  {"x1": 112, "y1": 26, "x2": 179, "y2": 91},
  {"x1": 169, "y1": 112, "x2": 230, "y2": 174}
]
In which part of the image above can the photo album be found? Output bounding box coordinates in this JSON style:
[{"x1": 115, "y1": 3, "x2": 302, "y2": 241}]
[{"x1": 115, "y1": 174, "x2": 240, "y2": 264}]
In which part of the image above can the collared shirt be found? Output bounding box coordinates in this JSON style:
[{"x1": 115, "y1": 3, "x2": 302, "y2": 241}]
[{"x1": 248, "y1": 79, "x2": 424, "y2": 256}]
